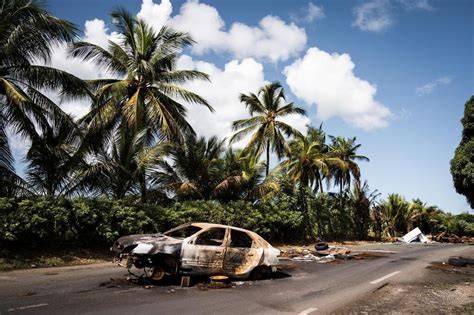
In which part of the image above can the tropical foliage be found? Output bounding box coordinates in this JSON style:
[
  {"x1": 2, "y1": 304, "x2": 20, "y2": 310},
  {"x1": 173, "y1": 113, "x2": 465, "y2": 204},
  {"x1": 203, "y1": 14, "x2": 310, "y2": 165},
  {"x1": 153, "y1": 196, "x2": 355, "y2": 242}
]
[
  {"x1": 451, "y1": 96, "x2": 474, "y2": 208},
  {"x1": 230, "y1": 82, "x2": 306, "y2": 175},
  {"x1": 0, "y1": 1, "x2": 471, "y2": 250}
]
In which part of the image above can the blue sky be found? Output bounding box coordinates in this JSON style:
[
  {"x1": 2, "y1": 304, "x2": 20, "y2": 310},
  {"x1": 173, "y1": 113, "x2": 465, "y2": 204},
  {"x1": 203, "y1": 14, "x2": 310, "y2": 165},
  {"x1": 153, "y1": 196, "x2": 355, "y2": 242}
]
[{"x1": 30, "y1": 0, "x2": 473, "y2": 212}]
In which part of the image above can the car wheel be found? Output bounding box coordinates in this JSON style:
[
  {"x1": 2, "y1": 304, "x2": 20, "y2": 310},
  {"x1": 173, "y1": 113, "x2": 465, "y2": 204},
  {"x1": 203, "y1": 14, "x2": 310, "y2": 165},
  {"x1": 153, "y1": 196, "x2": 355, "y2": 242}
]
[
  {"x1": 147, "y1": 264, "x2": 166, "y2": 282},
  {"x1": 315, "y1": 242, "x2": 329, "y2": 251},
  {"x1": 448, "y1": 258, "x2": 467, "y2": 267}
]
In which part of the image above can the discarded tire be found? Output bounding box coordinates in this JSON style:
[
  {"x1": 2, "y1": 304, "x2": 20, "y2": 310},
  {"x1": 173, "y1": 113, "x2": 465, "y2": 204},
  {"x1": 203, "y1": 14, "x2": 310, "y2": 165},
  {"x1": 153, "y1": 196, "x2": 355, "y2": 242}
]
[
  {"x1": 459, "y1": 256, "x2": 474, "y2": 265},
  {"x1": 315, "y1": 242, "x2": 329, "y2": 251},
  {"x1": 448, "y1": 258, "x2": 467, "y2": 267}
]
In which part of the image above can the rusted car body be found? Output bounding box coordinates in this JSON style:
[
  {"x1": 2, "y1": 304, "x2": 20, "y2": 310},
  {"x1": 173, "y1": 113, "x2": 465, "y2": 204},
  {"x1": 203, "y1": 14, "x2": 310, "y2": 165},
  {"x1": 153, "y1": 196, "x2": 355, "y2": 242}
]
[{"x1": 111, "y1": 223, "x2": 280, "y2": 281}]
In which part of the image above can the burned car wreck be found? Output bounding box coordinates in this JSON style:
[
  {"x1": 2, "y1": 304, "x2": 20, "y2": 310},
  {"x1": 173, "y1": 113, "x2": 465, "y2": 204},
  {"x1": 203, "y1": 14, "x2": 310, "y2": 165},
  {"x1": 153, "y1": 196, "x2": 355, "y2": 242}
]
[{"x1": 111, "y1": 223, "x2": 281, "y2": 281}]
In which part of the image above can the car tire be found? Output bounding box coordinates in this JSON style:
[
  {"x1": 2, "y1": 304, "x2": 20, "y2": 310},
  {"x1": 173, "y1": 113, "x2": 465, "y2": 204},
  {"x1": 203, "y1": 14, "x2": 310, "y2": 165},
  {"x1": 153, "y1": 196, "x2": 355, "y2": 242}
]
[
  {"x1": 146, "y1": 264, "x2": 167, "y2": 282},
  {"x1": 315, "y1": 242, "x2": 329, "y2": 251},
  {"x1": 448, "y1": 258, "x2": 467, "y2": 267},
  {"x1": 459, "y1": 256, "x2": 474, "y2": 265}
]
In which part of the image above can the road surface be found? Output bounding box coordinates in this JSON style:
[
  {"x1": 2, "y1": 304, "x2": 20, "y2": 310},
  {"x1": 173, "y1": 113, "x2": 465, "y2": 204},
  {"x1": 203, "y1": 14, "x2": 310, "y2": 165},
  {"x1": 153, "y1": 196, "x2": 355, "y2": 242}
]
[{"x1": 0, "y1": 243, "x2": 472, "y2": 314}]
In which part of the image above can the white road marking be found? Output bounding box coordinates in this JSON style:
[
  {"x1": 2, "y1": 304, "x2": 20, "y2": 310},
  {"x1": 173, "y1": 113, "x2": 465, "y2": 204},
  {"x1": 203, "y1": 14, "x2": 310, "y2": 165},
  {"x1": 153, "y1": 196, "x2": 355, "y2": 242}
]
[
  {"x1": 7, "y1": 303, "x2": 48, "y2": 312},
  {"x1": 370, "y1": 271, "x2": 401, "y2": 284},
  {"x1": 453, "y1": 247, "x2": 469, "y2": 252},
  {"x1": 299, "y1": 307, "x2": 318, "y2": 314}
]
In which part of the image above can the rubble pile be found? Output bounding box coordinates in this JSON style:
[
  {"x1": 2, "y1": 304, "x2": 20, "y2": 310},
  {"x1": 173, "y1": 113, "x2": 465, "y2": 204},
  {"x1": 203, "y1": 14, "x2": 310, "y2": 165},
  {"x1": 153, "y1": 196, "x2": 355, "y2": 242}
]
[
  {"x1": 279, "y1": 244, "x2": 355, "y2": 263},
  {"x1": 433, "y1": 232, "x2": 474, "y2": 244}
]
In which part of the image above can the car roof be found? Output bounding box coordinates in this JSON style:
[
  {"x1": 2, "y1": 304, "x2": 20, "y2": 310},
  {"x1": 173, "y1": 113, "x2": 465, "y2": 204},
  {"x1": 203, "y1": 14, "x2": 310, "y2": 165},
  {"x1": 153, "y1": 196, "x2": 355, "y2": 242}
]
[{"x1": 169, "y1": 222, "x2": 269, "y2": 245}]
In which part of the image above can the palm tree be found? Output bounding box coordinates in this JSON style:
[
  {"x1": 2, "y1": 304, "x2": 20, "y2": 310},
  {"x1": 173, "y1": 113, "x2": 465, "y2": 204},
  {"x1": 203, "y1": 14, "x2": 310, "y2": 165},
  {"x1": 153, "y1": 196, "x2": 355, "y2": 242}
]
[
  {"x1": 213, "y1": 148, "x2": 278, "y2": 202},
  {"x1": 280, "y1": 126, "x2": 343, "y2": 236},
  {"x1": 350, "y1": 180, "x2": 380, "y2": 240},
  {"x1": 378, "y1": 194, "x2": 410, "y2": 237},
  {"x1": 25, "y1": 115, "x2": 83, "y2": 196},
  {"x1": 408, "y1": 199, "x2": 441, "y2": 234},
  {"x1": 151, "y1": 134, "x2": 225, "y2": 200},
  {"x1": 79, "y1": 128, "x2": 164, "y2": 200},
  {"x1": 329, "y1": 136, "x2": 369, "y2": 210},
  {"x1": 1, "y1": 0, "x2": 85, "y2": 193},
  {"x1": 230, "y1": 82, "x2": 306, "y2": 176},
  {"x1": 70, "y1": 8, "x2": 211, "y2": 144}
]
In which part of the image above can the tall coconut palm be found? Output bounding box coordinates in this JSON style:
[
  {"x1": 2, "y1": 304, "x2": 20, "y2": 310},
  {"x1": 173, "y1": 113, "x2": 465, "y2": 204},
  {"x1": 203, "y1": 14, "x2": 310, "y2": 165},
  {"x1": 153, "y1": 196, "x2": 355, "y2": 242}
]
[
  {"x1": 230, "y1": 82, "x2": 306, "y2": 176},
  {"x1": 1, "y1": 0, "x2": 85, "y2": 191},
  {"x1": 330, "y1": 136, "x2": 369, "y2": 190},
  {"x1": 70, "y1": 8, "x2": 211, "y2": 144},
  {"x1": 350, "y1": 180, "x2": 380, "y2": 240},
  {"x1": 329, "y1": 136, "x2": 369, "y2": 210},
  {"x1": 213, "y1": 148, "x2": 278, "y2": 202},
  {"x1": 151, "y1": 134, "x2": 225, "y2": 200},
  {"x1": 408, "y1": 199, "x2": 441, "y2": 234},
  {"x1": 280, "y1": 126, "x2": 343, "y2": 236},
  {"x1": 378, "y1": 194, "x2": 410, "y2": 237}
]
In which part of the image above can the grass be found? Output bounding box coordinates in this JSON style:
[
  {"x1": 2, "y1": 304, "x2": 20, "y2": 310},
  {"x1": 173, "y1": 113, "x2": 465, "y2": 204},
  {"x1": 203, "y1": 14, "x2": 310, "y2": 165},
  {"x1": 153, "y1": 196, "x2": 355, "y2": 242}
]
[{"x1": 0, "y1": 247, "x2": 112, "y2": 271}]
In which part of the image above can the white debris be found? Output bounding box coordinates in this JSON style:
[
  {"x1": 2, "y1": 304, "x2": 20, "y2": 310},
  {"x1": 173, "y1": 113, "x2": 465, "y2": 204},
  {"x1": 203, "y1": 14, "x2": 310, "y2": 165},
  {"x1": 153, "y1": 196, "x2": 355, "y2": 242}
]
[
  {"x1": 292, "y1": 254, "x2": 335, "y2": 263},
  {"x1": 402, "y1": 227, "x2": 428, "y2": 243}
]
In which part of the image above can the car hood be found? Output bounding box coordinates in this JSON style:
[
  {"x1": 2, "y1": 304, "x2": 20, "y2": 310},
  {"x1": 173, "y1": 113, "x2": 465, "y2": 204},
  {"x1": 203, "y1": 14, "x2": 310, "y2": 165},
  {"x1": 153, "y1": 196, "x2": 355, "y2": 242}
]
[{"x1": 111, "y1": 233, "x2": 183, "y2": 256}]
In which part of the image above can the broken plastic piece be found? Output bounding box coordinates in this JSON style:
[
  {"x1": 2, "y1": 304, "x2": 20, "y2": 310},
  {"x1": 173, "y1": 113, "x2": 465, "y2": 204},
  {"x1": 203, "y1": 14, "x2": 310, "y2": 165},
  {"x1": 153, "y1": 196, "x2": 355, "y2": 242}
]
[{"x1": 402, "y1": 227, "x2": 428, "y2": 243}]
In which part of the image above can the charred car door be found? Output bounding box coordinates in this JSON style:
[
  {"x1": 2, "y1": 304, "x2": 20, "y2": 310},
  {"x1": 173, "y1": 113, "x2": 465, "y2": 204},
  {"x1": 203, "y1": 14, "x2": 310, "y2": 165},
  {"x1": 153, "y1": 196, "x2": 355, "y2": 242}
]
[
  {"x1": 223, "y1": 228, "x2": 263, "y2": 276},
  {"x1": 180, "y1": 227, "x2": 228, "y2": 274}
]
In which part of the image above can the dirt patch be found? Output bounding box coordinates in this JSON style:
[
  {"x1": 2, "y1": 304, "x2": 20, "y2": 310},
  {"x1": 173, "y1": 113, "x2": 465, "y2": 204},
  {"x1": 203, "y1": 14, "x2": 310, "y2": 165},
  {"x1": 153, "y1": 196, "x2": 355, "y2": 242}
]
[
  {"x1": 338, "y1": 264, "x2": 474, "y2": 314},
  {"x1": 353, "y1": 251, "x2": 389, "y2": 260}
]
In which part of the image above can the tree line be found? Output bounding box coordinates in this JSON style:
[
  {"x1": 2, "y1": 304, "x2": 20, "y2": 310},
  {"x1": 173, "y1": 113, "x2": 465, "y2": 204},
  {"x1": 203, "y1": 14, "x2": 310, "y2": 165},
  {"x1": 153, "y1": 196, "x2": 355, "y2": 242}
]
[{"x1": 1, "y1": 0, "x2": 472, "y2": 243}]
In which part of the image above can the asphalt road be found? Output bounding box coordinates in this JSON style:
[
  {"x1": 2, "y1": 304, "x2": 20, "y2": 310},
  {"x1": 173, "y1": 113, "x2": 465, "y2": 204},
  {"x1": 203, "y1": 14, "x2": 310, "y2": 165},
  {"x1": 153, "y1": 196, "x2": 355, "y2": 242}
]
[{"x1": 0, "y1": 243, "x2": 472, "y2": 314}]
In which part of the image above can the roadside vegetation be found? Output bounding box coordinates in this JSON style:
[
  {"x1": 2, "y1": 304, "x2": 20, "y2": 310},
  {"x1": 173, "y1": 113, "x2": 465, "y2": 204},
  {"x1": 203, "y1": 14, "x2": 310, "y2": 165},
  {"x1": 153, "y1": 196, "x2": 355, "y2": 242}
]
[{"x1": 1, "y1": 1, "x2": 473, "y2": 269}]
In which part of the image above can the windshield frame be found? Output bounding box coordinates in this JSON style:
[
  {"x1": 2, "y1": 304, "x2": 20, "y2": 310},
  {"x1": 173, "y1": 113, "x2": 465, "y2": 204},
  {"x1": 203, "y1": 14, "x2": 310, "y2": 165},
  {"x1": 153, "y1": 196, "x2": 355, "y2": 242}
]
[{"x1": 163, "y1": 224, "x2": 202, "y2": 239}]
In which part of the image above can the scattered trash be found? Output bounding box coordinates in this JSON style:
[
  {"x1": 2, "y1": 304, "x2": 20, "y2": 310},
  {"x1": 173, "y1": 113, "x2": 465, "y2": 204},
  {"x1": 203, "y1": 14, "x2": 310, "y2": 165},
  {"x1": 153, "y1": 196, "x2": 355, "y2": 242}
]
[
  {"x1": 196, "y1": 282, "x2": 232, "y2": 290},
  {"x1": 316, "y1": 246, "x2": 352, "y2": 256},
  {"x1": 335, "y1": 254, "x2": 355, "y2": 260},
  {"x1": 432, "y1": 231, "x2": 471, "y2": 243},
  {"x1": 402, "y1": 227, "x2": 428, "y2": 243},
  {"x1": 233, "y1": 281, "x2": 245, "y2": 286},
  {"x1": 292, "y1": 254, "x2": 335, "y2": 263}
]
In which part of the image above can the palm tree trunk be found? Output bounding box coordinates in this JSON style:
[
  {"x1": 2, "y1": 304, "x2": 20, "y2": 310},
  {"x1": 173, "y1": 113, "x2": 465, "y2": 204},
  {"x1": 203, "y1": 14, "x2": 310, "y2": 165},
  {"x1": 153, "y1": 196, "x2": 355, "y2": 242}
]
[{"x1": 265, "y1": 140, "x2": 270, "y2": 176}]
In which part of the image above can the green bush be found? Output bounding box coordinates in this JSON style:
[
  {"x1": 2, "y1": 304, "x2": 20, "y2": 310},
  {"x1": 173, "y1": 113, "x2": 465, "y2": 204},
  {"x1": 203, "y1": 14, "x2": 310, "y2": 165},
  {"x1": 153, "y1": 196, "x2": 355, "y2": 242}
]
[{"x1": 0, "y1": 197, "x2": 304, "y2": 250}]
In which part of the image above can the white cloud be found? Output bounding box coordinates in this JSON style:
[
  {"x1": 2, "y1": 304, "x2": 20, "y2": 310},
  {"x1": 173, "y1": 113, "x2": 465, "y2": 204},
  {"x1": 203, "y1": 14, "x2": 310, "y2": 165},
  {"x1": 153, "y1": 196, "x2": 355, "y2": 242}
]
[
  {"x1": 137, "y1": 0, "x2": 307, "y2": 63},
  {"x1": 353, "y1": 0, "x2": 434, "y2": 32},
  {"x1": 398, "y1": 0, "x2": 433, "y2": 11},
  {"x1": 177, "y1": 55, "x2": 263, "y2": 143},
  {"x1": 305, "y1": 2, "x2": 325, "y2": 22},
  {"x1": 416, "y1": 76, "x2": 452, "y2": 96},
  {"x1": 292, "y1": 2, "x2": 325, "y2": 23},
  {"x1": 83, "y1": 19, "x2": 111, "y2": 48},
  {"x1": 137, "y1": 0, "x2": 173, "y2": 32},
  {"x1": 284, "y1": 47, "x2": 391, "y2": 130},
  {"x1": 353, "y1": 0, "x2": 393, "y2": 32},
  {"x1": 177, "y1": 55, "x2": 309, "y2": 146}
]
